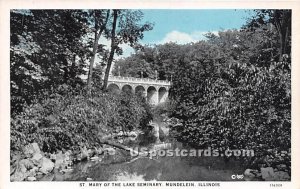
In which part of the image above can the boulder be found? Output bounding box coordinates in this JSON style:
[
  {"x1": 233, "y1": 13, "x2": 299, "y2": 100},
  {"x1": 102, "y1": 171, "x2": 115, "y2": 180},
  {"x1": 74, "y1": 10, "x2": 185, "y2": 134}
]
[
  {"x1": 19, "y1": 159, "x2": 34, "y2": 170},
  {"x1": 60, "y1": 167, "x2": 74, "y2": 173},
  {"x1": 90, "y1": 156, "x2": 100, "y2": 161},
  {"x1": 27, "y1": 176, "x2": 36, "y2": 181},
  {"x1": 32, "y1": 153, "x2": 43, "y2": 166},
  {"x1": 55, "y1": 151, "x2": 65, "y2": 169},
  {"x1": 31, "y1": 143, "x2": 41, "y2": 154},
  {"x1": 96, "y1": 147, "x2": 104, "y2": 155},
  {"x1": 28, "y1": 166, "x2": 39, "y2": 177},
  {"x1": 10, "y1": 159, "x2": 34, "y2": 181},
  {"x1": 261, "y1": 167, "x2": 275, "y2": 181},
  {"x1": 274, "y1": 171, "x2": 290, "y2": 181},
  {"x1": 244, "y1": 169, "x2": 256, "y2": 181},
  {"x1": 128, "y1": 131, "x2": 138, "y2": 137},
  {"x1": 105, "y1": 147, "x2": 116, "y2": 155},
  {"x1": 87, "y1": 149, "x2": 95, "y2": 157},
  {"x1": 10, "y1": 165, "x2": 16, "y2": 175},
  {"x1": 11, "y1": 171, "x2": 27, "y2": 181},
  {"x1": 64, "y1": 150, "x2": 72, "y2": 162},
  {"x1": 39, "y1": 173, "x2": 55, "y2": 181},
  {"x1": 39, "y1": 157, "x2": 54, "y2": 174},
  {"x1": 50, "y1": 153, "x2": 56, "y2": 161},
  {"x1": 23, "y1": 145, "x2": 35, "y2": 158},
  {"x1": 78, "y1": 146, "x2": 89, "y2": 161},
  {"x1": 276, "y1": 164, "x2": 287, "y2": 171},
  {"x1": 23, "y1": 143, "x2": 41, "y2": 158}
]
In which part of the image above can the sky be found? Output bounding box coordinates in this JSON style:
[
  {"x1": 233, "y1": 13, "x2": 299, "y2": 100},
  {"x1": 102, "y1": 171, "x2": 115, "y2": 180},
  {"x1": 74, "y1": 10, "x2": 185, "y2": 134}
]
[{"x1": 117, "y1": 9, "x2": 255, "y2": 58}]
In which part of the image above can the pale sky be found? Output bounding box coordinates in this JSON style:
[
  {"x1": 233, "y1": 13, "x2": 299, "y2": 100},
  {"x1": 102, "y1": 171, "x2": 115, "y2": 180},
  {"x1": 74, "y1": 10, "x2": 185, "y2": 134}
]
[{"x1": 117, "y1": 9, "x2": 255, "y2": 58}]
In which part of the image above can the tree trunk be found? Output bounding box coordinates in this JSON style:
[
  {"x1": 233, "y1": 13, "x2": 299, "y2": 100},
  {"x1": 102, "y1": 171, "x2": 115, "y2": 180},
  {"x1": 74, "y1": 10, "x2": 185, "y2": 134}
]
[
  {"x1": 102, "y1": 10, "x2": 119, "y2": 91},
  {"x1": 87, "y1": 10, "x2": 110, "y2": 94}
]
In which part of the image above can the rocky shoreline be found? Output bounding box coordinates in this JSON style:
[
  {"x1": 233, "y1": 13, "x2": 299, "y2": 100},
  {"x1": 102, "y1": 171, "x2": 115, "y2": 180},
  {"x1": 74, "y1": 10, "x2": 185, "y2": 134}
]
[
  {"x1": 11, "y1": 141, "x2": 291, "y2": 181},
  {"x1": 243, "y1": 149, "x2": 291, "y2": 181},
  {"x1": 10, "y1": 142, "x2": 120, "y2": 181}
]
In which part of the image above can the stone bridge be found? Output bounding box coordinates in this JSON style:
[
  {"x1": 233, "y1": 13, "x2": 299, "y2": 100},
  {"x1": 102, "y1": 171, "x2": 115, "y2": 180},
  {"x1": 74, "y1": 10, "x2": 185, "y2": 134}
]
[{"x1": 107, "y1": 76, "x2": 171, "y2": 105}]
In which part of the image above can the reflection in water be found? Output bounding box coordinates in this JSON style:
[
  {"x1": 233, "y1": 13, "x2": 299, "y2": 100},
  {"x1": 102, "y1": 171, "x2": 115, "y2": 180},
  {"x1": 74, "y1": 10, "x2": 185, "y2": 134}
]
[{"x1": 57, "y1": 155, "x2": 245, "y2": 181}]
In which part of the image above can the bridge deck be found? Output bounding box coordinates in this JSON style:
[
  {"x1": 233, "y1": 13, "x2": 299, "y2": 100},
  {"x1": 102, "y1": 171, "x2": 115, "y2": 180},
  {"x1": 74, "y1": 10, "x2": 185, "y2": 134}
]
[{"x1": 108, "y1": 76, "x2": 171, "y2": 86}]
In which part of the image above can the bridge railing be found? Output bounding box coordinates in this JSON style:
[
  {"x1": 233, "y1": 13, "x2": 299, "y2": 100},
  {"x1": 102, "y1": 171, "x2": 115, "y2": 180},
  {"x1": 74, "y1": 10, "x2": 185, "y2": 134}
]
[{"x1": 108, "y1": 76, "x2": 171, "y2": 85}]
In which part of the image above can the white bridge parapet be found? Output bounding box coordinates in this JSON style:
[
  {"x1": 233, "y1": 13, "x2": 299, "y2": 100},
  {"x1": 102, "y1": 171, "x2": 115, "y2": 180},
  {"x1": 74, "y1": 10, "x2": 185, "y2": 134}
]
[
  {"x1": 106, "y1": 75, "x2": 172, "y2": 105},
  {"x1": 108, "y1": 76, "x2": 171, "y2": 86}
]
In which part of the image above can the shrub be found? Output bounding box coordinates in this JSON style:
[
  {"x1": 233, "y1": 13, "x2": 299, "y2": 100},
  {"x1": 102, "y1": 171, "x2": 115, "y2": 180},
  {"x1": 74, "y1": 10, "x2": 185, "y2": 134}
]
[
  {"x1": 169, "y1": 59, "x2": 291, "y2": 166},
  {"x1": 11, "y1": 86, "x2": 153, "y2": 153}
]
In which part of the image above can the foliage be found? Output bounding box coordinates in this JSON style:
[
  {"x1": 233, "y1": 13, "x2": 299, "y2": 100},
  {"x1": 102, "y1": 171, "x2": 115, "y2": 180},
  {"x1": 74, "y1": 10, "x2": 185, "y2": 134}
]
[
  {"x1": 170, "y1": 57, "x2": 290, "y2": 152},
  {"x1": 152, "y1": 100, "x2": 176, "y2": 119},
  {"x1": 11, "y1": 87, "x2": 152, "y2": 153},
  {"x1": 244, "y1": 9, "x2": 291, "y2": 61},
  {"x1": 10, "y1": 10, "x2": 89, "y2": 115},
  {"x1": 112, "y1": 43, "x2": 184, "y2": 80},
  {"x1": 10, "y1": 9, "x2": 154, "y2": 113},
  {"x1": 168, "y1": 10, "x2": 291, "y2": 167}
]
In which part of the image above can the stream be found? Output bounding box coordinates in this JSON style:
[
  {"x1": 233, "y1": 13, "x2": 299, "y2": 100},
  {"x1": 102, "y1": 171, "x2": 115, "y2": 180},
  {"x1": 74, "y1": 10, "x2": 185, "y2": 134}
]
[{"x1": 38, "y1": 118, "x2": 246, "y2": 181}]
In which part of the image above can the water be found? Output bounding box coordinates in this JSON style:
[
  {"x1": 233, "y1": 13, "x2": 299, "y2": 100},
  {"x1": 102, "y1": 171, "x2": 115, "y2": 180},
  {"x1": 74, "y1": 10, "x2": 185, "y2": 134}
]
[
  {"x1": 61, "y1": 155, "x2": 245, "y2": 181},
  {"x1": 38, "y1": 118, "x2": 246, "y2": 181}
]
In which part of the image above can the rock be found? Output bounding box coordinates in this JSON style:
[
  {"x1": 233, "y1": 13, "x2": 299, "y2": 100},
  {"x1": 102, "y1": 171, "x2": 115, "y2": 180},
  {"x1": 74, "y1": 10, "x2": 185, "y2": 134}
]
[
  {"x1": 36, "y1": 171, "x2": 43, "y2": 176},
  {"x1": 10, "y1": 165, "x2": 17, "y2": 175},
  {"x1": 276, "y1": 164, "x2": 287, "y2": 171},
  {"x1": 31, "y1": 143, "x2": 41, "y2": 154},
  {"x1": 274, "y1": 171, "x2": 290, "y2": 181},
  {"x1": 28, "y1": 166, "x2": 39, "y2": 177},
  {"x1": 23, "y1": 143, "x2": 41, "y2": 158},
  {"x1": 19, "y1": 159, "x2": 34, "y2": 170},
  {"x1": 10, "y1": 159, "x2": 34, "y2": 181},
  {"x1": 87, "y1": 149, "x2": 94, "y2": 157},
  {"x1": 64, "y1": 151, "x2": 72, "y2": 161},
  {"x1": 55, "y1": 151, "x2": 65, "y2": 169},
  {"x1": 80, "y1": 146, "x2": 89, "y2": 160},
  {"x1": 128, "y1": 131, "x2": 138, "y2": 137},
  {"x1": 105, "y1": 147, "x2": 116, "y2": 155},
  {"x1": 244, "y1": 169, "x2": 256, "y2": 181},
  {"x1": 261, "y1": 167, "x2": 275, "y2": 181},
  {"x1": 86, "y1": 178, "x2": 93, "y2": 181},
  {"x1": 90, "y1": 156, "x2": 99, "y2": 161},
  {"x1": 39, "y1": 173, "x2": 55, "y2": 181},
  {"x1": 32, "y1": 153, "x2": 43, "y2": 166},
  {"x1": 11, "y1": 171, "x2": 27, "y2": 181},
  {"x1": 153, "y1": 143, "x2": 172, "y2": 150},
  {"x1": 50, "y1": 153, "x2": 56, "y2": 161},
  {"x1": 23, "y1": 146, "x2": 34, "y2": 158},
  {"x1": 53, "y1": 171, "x2": 65, "y2": 181},
  {"x1": 27, "y1": 176, "x2": 36, "y2": 181},
  {"x1": 96, "y1": 147, "x2": 104, "y2": 155},
  {"x1": 60, "y1": 167, "x2": 73, "y2": 173},
  {"x1": 39, "y1": 157, "x2": 54, "y2": 174}
]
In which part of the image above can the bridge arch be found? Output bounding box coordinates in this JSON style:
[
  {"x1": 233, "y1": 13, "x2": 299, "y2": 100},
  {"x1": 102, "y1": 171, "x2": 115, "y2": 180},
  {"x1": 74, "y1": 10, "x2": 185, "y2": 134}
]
[
  {"x1": 122, "y1": 84, "x2": 133, "y2": 93},
  {"x1": 147, "y1": 86, "x2": 158, "y2": 105},
  {"x1": 107, "y1": 83, "x2": 120, "y2": 94},
  {"x1": 135, "y1": 85, "x2": 146, "y2": 97},
  {"x1": 158, "y1": 87, "x2": 168, "y2": 103}
]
